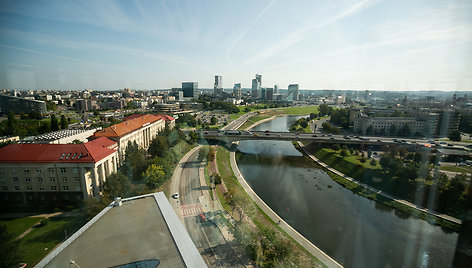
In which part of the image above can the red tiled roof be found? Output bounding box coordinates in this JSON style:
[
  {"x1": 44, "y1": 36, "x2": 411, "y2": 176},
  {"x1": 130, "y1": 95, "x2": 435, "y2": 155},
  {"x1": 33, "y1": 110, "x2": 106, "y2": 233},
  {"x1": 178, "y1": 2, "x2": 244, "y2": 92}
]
[
  {"x1": 123, "y1": 114, "x2": 144, "y2": 121},
  {"x1": 156, "y1": 114, "x2": 175, "y2": 121},
  {"x1": 93, "y1": 114, "x2": 163, "y2": 139},
  {"x1": 0, "y1": 137, "x2": 117, "y2": 163}
]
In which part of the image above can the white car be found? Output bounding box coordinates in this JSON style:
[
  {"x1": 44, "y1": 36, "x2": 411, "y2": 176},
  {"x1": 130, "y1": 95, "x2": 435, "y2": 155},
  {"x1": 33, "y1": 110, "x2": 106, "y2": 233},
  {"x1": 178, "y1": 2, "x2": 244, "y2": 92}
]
[{"x1": 172, "y1": 193, "x2": 179, "y2": 199}]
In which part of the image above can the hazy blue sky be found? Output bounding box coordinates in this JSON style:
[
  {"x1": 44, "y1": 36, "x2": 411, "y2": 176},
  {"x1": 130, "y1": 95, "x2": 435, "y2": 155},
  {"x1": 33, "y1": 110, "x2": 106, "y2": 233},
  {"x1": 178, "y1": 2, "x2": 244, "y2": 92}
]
[{"x1": 0, "y1": 0, "x2": 471, "y2": 90}]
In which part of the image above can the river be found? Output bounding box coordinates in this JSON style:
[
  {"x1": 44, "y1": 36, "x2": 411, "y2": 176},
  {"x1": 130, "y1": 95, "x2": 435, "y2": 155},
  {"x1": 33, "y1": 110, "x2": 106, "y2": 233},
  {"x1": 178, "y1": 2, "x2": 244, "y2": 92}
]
[{"x1": 235, "y1": 115, "x2": 458, "y2": 267}]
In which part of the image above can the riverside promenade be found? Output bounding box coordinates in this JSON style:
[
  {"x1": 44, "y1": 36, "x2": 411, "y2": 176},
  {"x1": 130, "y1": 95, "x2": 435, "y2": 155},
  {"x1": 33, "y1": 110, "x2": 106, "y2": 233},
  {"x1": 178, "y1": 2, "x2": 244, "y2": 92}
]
[{"x1": 297, "y1": 141, "x2": 462, "y2": 225}]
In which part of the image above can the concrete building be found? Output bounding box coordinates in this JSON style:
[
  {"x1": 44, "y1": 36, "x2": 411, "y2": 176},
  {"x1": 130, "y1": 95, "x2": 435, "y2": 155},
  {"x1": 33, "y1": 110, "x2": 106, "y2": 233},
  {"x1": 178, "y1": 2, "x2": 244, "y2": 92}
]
[
  {"x1": 273, "y1": 84, "x2": 279, "y2": 94},
  {"x1": 0, "y1": 95, "x2": 47, "y2": 115},
  {"x1": 0, "y1": 137, "x2": 119, "y2": 207},
  {"x1": 0, "y1": 136, "x2": 20, "y2": 144},
  {"x1": 251, "y1": 78, "x2": 260, "y2": 98},
  {"x1": 93, "y1": 114, "x2": 167, "y2": 160},
  {"x1": 76, "y1": 99, "x2": 99, "y2": 112},
  {"x1": 286, "y1": 84, "x2": 299, "y2": 101},
  {"x1": 154, "y1": 103, "x2": 180, "y2": 113},
  {"x1": 35, "y1": 192, "x2": 206, "y2": 268},
  {"x1": 31, "y1": 128, "x2": 99, "y2": 144},
  {"x1": 182, "y1": 82, "x2": 199, "y2": 98},
  {"x1": 354, "y1": 115, "x2": 426, "y2": 136},
  {"x1": 233, "y1": 83, "x2": 242, "y2": 100},
  {"x1": 214, "y1": 75, "x2": 223, "y2": 97},
  {"x1": 266, "y1": 88, "x2": 274, "y2": 101}
]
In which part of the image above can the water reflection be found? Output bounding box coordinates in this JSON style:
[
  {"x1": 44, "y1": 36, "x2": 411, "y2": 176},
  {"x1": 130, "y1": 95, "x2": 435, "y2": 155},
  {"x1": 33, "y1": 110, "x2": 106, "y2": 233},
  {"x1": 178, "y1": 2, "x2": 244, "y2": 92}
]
[{"x1": 236, "y1": 115, "x2": 458, "y2": 267}]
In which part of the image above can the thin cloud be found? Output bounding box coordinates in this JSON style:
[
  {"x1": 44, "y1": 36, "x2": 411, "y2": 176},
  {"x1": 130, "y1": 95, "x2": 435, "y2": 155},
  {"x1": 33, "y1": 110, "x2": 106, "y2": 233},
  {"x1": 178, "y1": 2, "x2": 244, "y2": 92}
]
[
  {"x1": 244, "y1": 0, "x2": 379, "y2": 65},
  {"x1": 226, "y1": 0, "x2": 276, "y2": 65}
]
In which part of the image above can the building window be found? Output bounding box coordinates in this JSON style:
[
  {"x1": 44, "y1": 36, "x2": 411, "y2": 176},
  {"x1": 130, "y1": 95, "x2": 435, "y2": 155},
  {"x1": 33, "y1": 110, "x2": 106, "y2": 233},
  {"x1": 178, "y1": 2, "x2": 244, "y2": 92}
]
[
  {"x1": 25, "y1": 177, "x2": 30, "y2": 182},
  {"x1": 24, "y1": 169, "x2": 30, "y2": 173},
  {"x1": 36, "y1": 168, "x2": 42, "y2": 173},
  {"x1": 27, "y1": 186, "x2": 32, "y2": 191},
  {"x1": 51, "y1": 186, "x2": 57, "y2": 191},
  {"x1": 37, "y1": 177, "x2": 43, "y2": 182},
  {"x1": 39, "y1": 187, "x2": 44, "y2": 191},
  {"x1": 62, "y1": 186, "x2": 69, "y2": 191},
  {"x1": 60, "y1": 168, "x2": 66, "y2": 173},
  {"x1": 72, "y1": 168, "x2": 79, "y2": 174},
  {"x1": 15, "y1": 186, "x2": 20, "y2": 191},
  {"x1": 13, "y1": 177, "x2": 18, "y2": 182},
  {"x1": 49, "y1": 177, "x2": 55, "y2": 182},
  {"x1": 74, "y1": 177, "x2": 79, "y2": 182},
  {"x1": 62, "y1": 177, "x2": 67, "y2": 182},
  {"x1": 48, "y1": 168, "x2": 54, "y2": 173},
  {"x1": 2, "y1": 186, "x2": 7, "y2": 191}
]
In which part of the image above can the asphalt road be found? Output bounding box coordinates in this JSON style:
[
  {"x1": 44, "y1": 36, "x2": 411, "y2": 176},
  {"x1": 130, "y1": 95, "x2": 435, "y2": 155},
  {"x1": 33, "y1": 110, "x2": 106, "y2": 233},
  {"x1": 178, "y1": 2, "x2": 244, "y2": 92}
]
[{"x1": 177, "y1": 150, "x2": 244, "y2": 268}]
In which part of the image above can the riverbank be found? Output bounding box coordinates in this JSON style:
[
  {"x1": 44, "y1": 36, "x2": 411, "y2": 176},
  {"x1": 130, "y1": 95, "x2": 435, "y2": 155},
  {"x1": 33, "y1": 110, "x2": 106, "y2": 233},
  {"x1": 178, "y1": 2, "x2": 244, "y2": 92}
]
[
  {"x1": 229, "y1": 146, "x2": 342, "y2": 267},
  {"x1": 294, "y1": 141, "x2": 461, "y2": 232},
  {"x1": 216, "y1": 146, "x2": 327, "y2": 267}
]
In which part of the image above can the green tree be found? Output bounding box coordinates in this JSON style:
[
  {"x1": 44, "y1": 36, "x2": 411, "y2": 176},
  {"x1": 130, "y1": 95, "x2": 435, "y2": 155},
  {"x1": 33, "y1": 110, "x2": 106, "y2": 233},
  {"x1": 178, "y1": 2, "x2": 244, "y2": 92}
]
[
  {"x1": 143, "y1": 164, "x2": 166, "y2": 188},
  {"x1": 50, "y1": 114, "x2": 59, "y2": 131},
  {"x1": 60, "y1": 115, "x2": 69, "y2": 129},
  {"x1": 212, "y1": 173, "x2": 222, "y2": 185},
  {"x1": 188, "y1": 131, "x2": 199, "y2": 143},
  {"x1": 370, "y1": 158, "x2": 377, "y2": 166},
  {"x1": 208, "y1": 146, "x2": 215, "y2": 162},
  {"x1": 366, "y1": 125, "x2": 374, "y2": 135},
  {"x1": 198, "y1": 146, "x2": 209, "y2": 161},
  {"x1": 333, "y1": 144, "x2": 341, "y2": 151},
  {"x1": 300, "y1": 120, "x2": 308, "y2": 128},
  {"x1": 210, "y1": 116, "x2": 217, "y2": 125},
  {"x1": 309, "y1": 113, "x2": 317, "y2": 120},
  {"x1": 448, "y1": 130, "x2": 461, "y2": 141},
  {"x1": 149, "y1": 135, "x2": 169, "y2": 157},
  {"x1": 103, "y1": 172, "x2": 130, "y2": 198},
  {"x1": 340, "y1": 149, "x2": 348, "y2": 157},
  {"x1": 0, "y1": 225, "x2": 22, "y2": 268},
  {"x1": 46, "y1": 100, "x2": 57, "y2": 111},
  {"x1": 319, "y1": 104, "x2": 332, "y2": 116},
  {"x1": 244, "y1": 107, "x2": 251, "y2": 112}
]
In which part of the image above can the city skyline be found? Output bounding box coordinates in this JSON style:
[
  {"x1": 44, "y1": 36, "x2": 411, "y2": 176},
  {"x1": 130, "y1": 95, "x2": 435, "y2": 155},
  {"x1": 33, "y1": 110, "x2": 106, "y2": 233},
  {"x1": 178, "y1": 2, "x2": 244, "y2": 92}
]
[{"x1": 0, "y1": 0, "x2": 471, "y2": 91}]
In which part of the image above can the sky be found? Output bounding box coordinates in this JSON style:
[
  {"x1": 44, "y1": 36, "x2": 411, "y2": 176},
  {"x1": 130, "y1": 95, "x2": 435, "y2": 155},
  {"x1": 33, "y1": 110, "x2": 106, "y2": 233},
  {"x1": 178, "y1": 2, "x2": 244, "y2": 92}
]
[{"x1": 0, "y1": 0, "x2": 471, "y2": 91}]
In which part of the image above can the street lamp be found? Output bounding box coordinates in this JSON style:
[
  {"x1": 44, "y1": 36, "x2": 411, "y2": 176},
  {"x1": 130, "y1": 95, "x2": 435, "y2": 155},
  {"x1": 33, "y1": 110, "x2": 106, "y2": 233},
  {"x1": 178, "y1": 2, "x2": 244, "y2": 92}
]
[{"x1": 70, "y1": 260, "x2": 81, "y2": 268}]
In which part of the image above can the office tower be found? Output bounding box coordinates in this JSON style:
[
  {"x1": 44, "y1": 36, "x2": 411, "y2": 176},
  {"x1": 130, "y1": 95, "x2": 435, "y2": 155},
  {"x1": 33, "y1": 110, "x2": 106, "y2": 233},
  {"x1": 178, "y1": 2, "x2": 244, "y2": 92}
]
[
  {"x1": 251, "y1": 79, "x2": 260, "y2": 98},
  {"x1": 266, "y1": 88, "x2": 274, "y2": 101},
  {"x1": 274, "y1": 85, "x2": 279, "y2": 94},
  {"x1": 256, "y1": 74, "x2": 262, "y2": 84},
  {"x1": 182, "y1": 82, "x2": 199, "y2": 98},
  {"x1": 233, "y1": 83, "x2": 242, "y2": 100},
  {"x1": 214, "y1": 75, "x2": 222, "y2": 97},
  {"x1": 261, "y1": 88, "x2": 266, "y2": 100},
  {"x1": 287, "y1": 84, "x2": 299, "y2": 101}
]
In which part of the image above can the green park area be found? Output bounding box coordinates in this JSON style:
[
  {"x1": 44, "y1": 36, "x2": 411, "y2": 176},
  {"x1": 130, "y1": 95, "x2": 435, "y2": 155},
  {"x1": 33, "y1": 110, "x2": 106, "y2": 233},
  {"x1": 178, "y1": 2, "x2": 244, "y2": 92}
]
[
  {"x1": 440, "y1": 166, "x2": 472, "y2": 174},
  {"x1": 304, "y1": 142, "x2": 469, "y2": 229},
  {"x1": 0, "y1": 217, "x2": 44, "y2": 238},
  {"x1": 280, "y1": 105, "x2": 319, "y2": 115},
  {"x1": 1, "y1": 216, "x2": 85, "y2": 267}
]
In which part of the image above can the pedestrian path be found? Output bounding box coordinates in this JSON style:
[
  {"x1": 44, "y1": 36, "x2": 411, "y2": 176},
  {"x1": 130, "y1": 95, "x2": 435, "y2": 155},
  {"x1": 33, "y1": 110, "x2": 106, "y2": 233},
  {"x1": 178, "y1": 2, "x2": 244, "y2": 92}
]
[{"x1": 181, "y1": 203, "x2": 203, "y2": 218}]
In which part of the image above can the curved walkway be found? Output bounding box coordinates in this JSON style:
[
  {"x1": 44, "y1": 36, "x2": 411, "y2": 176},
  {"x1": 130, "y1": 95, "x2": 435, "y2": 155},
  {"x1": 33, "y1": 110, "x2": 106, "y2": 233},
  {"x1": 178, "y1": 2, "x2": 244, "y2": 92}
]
[
  {"x1": 297, "y1": 141, "x2": 462, "y2": 225},
  {"x1": 229, "y1": 149, "x2": 343, "y2": 268}
]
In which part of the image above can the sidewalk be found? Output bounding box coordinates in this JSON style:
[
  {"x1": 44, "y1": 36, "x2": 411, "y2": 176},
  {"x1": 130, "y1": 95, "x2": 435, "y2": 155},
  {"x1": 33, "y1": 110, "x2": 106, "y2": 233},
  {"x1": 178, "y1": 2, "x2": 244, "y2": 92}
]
[{"x1": 297, "y1": 141, "x2": 462, "y2": 225}]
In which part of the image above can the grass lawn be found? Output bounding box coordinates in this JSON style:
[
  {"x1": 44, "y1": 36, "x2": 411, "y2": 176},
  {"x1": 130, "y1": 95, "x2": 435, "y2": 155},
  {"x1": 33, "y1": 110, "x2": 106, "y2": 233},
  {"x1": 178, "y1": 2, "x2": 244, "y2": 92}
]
[
  {"x1": 18, "y1": 216, "x2": 85, "y2": 266},
  {"x1": 281, "y1": 105, "x2": 319, "y2": 115},
  {"x1": 440, "y1": 166, "x2": 472, "y2": 174},
  {"x1": 0, "y1": 217, "x2": 44, "y2": 238},
  {"x1": 204, "y1": 164, "x2": 214, "y2": 200},
  {"x1": 316, "y1": 148, "x2": 381, "y2": 169}
]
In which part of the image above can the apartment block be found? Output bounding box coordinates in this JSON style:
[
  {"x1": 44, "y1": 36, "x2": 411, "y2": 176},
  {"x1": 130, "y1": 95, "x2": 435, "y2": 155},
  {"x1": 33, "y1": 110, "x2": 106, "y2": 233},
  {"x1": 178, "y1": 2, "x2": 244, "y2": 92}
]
[{"x1": 0, "y1": 137, "x2": 118, "y2": 208}]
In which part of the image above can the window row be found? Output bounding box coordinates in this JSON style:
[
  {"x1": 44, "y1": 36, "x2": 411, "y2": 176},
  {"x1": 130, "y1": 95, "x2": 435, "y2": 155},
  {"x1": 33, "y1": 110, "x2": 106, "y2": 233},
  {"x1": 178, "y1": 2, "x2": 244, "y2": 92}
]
[
  {"x1": 2, "y1": 185, "x2": 70, "y2": 191},
  {"x1": 0, "y1": 168, "x2": 79, "y2": 174},
  {"x1": 2, "y1": 195, "x2": 81, "y2": 201},
  {"x1": 0, "y1": 177, "x2": 80, "y2": 183}
]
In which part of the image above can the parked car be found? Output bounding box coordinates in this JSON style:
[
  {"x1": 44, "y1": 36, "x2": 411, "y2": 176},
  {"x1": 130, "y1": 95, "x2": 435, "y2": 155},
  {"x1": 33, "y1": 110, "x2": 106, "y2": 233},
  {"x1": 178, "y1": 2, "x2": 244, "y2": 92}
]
[{"x1": 172, "y1": 193, "x2": 179, "y2": 199}]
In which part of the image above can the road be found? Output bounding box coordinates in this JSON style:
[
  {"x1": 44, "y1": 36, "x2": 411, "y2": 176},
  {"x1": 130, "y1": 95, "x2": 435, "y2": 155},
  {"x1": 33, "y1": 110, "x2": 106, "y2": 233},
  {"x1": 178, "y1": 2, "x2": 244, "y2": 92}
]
[{"x1": 170, "y1": 148, "x2": 245, "y2": 267}]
